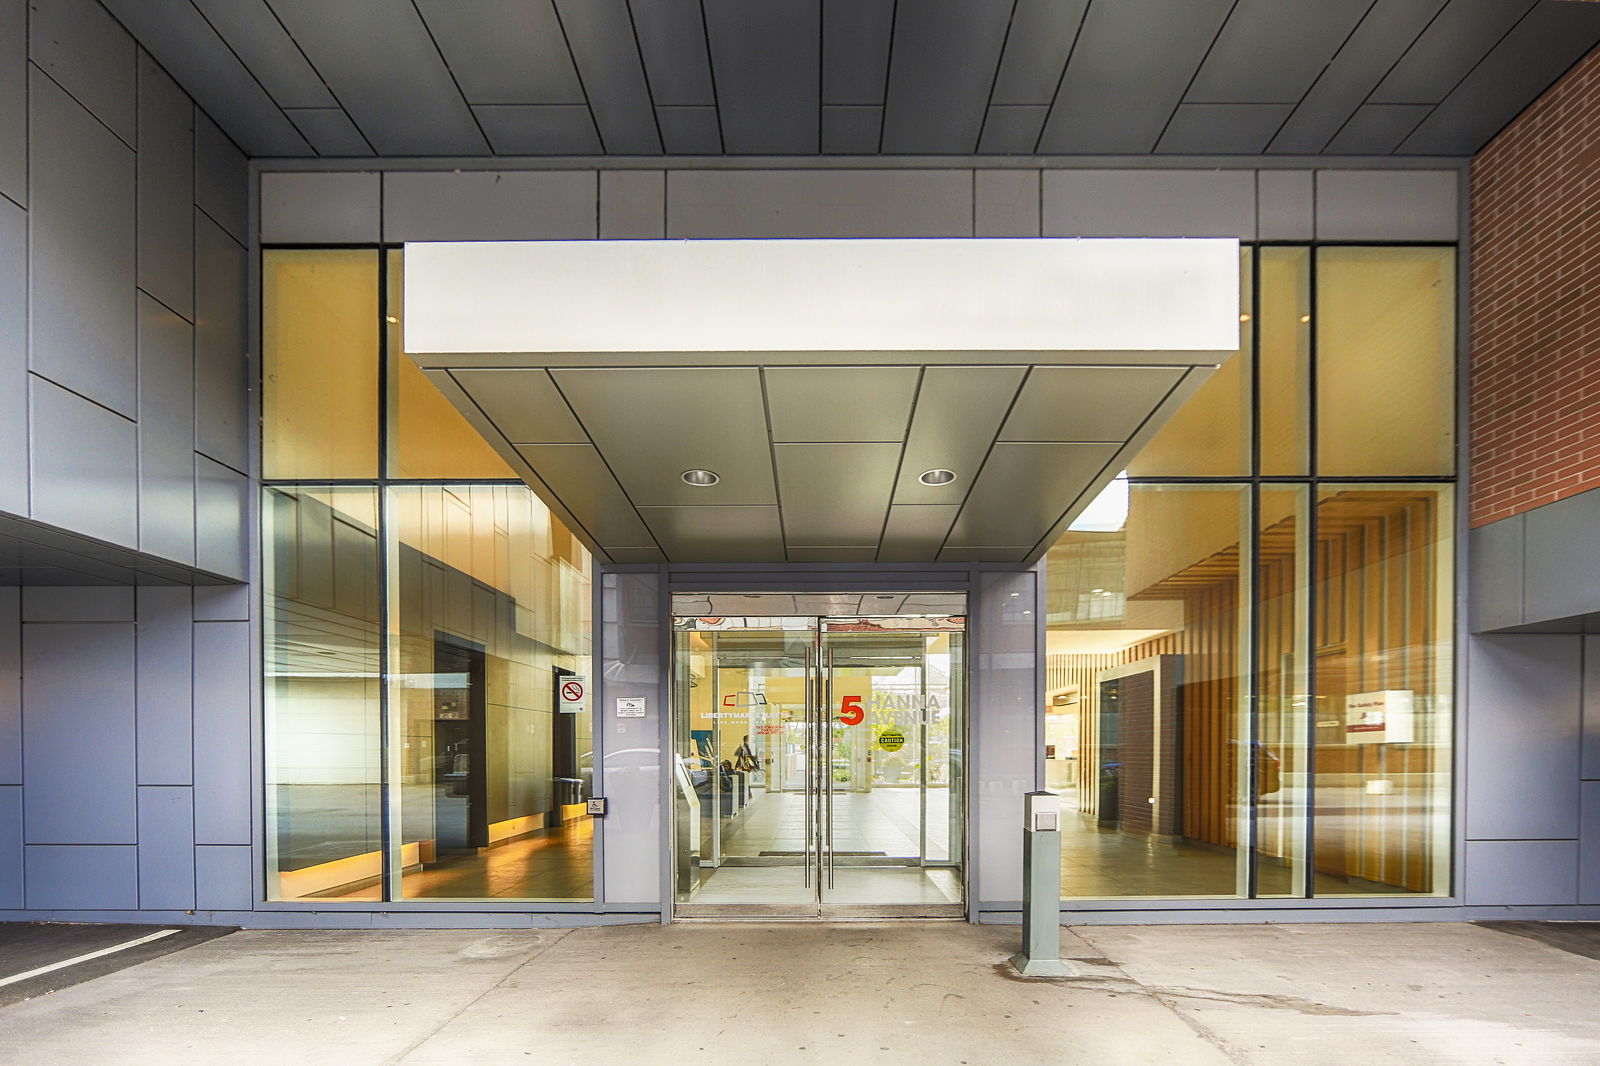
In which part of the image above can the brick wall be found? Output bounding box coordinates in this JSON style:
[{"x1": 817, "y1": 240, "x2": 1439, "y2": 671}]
[{"x1": 1471, "y1": 45, "x2": 1600, "y2": 527}]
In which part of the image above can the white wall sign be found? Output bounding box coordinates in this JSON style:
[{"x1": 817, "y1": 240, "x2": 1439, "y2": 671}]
[
  {"x1": 617, "y1": 696, "x2": 646, "y2": 718},
  {"x1": 559, "y1": 676, "x2": 587, "y2": 715},
  {"x1": 1345, "y1": 690, "x2": 1415, "y2": 745}
]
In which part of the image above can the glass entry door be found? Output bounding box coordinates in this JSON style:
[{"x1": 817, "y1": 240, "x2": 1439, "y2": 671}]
[{"x1": 671, "y1": 610, "x2": 965, "y2": 918}]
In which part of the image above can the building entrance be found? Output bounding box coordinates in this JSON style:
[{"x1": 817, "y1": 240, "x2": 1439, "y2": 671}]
[{"x1": 670, "y1": 598, "x2": 966, "y2": 918}]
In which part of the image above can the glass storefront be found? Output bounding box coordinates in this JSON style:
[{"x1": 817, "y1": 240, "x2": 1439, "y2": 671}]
[
  {"x1": 1045, "y1": 244, "x2": 1456, "y2": 901},
  {"x1": 263, "y1": 250, "x2": 594, "y2": 903}
]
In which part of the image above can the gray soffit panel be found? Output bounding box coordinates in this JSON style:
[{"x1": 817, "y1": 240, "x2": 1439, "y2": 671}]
[
  {"x1": 429, "y1": 352, "x2": 1211, "y2": 566},
  {"x1": 99, "y1": 0, "x2": 1600, "y2": 158},
  {"x1": 413, "y1": 0, "x2": 586, "y2": 105},
  {"x1": 880, "y1": 0, "x2": 1013, "y2": 154},
  {"x1": 704, "y1": 0, "x2": 820, "y2": 154},
  {"x1": 265, "y1": 0, "x2": 489, "y2": 156},
  {"x1": 99, "y1": 0, "x2": 310, "y2": 156},
  {"x1": 0, "y1": 512, "x2": 241, "y2": 587}
]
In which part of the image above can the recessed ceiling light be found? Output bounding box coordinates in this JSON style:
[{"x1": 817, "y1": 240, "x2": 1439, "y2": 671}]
[
  {"x1": 682, "y1": 469, "x2": 720, "y2": 487},
  {"x1": 918, "y1": 468, "x2": 957, "y2": 486}
]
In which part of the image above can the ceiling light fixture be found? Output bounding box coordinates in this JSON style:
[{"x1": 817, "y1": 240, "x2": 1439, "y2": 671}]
[
  {"x1": 681, "y1": 469, "x2": 720, "y2": 487},
  {"x1": 918, "y1": 468, "x2": 957, "y2": 486}
]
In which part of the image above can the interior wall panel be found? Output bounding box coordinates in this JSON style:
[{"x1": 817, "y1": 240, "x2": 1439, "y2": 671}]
[
  {"x1": 30, "y1": 377, "x2": 139, "y2": 549},
  {"x1": 0, "y1": 0, "x2": 23, "y2": 206},
  {"x1": 137, "y1": 51, "x2": 196, "y2": 321},
  {"x1": 193, "y1": 213, "x2": 248, "y2": 474},
  {"x1": 29, "y1": 0, "x2": 137, "y2": 145},
  {"x1": 0, "y1": 589, "x2": 17, "y2": 784},
  {"x1": 191, "y1": 620, "x2": 251, "y2": 845},
  {"x1": 137, "y1": 786, "x2": 196, "y2": 909},
  {"x1": 23, "y1": 844, "x2": 139, "y2": 909},
  {"x1": 135, "y1": 587, "x2": 194, "y2": 786},
  {"x1": 0, "y1": 198, "x2": 25, "y2": 515},
  {"x1": 137, "y1": 294, "x2": 197, "y2": 564}
]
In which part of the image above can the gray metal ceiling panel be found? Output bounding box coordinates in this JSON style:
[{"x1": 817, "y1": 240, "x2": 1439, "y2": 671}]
[
  {"x1": 631, "y1": 0, "x2": 717, "y2": 106},
  {"x1": 822, "y1": 0, "x2": 893, "y2": 104},
  {"x1": 474, "y1": 105, "x2": 603, "y2": 155},
  {"x1": 513, "y1": 444, "x2": 657, "y2": 548},
  {"x1": 285, "y1": 108, "x2": 373, "y2": 157},
  {"x1": 638, "y1": 505, "x2": 785, "y2": 561},
  {"x1": 787, "y1": 548, "x2": 881, "y2": 562},
  {"x1": 765, "y1": 367, "x2": 919, "y2": 443},
  {"x1": 550, "y1": 0, "x2": 663, "y2": 153},
  {"x1": 448, "y1": 369, "x2": 589, "y2": 444},
  {"x1": 1267, "y1": 0, "x2": 1448, "y2": 153},
  {"x1": 894, "y1": 366, "x2": 1025, "y2": 505},
  {"x1": 190, "y1": 0, "x2": 335, "y2": 108},
  {"x1": 264, "y1": 0, "x2": 488, "y2": 155},
  {"x1": 101, "y1": 0, "x2": 310, "y2": 156},
  {"x1": 657, "y1": 106, "x2": 722, "y2": 154},
  {"x1": 977, "y1": 106, "x2": 1048, "y2": 154},
  {"x1": 821, "y1": 106, "x2": 882, "y2": 154},
  {"x1": 606, "y1": 546, "x2": 669, "y2": 563},
  {"x1": 881, "y1": 0, "x2": 1013, "y2": 154},
  {"x1": 704, "y1": 0, "x2": 820, "y2": 153},
  {"x1": 774, "y1": 443, "x2": 901, "y2": 545},
  {"x1": 1324, "y1": 104, "x2": 1431, "y2": 154},
  {"x1": 1155, "y1": 104, "x2": 1294, "y2": 155},
  {"x1": 413, "y1": 0, "x2": 586, "y2": 105},
  {"x1": 666, "y1": 170, "x2": 972, "y2": 238},
  {"x1": 1186, "y1": 0, "x2": 1371, "y2": 104},
  {"x1": 1036, "y1": 0, "x2": 1234, "y2": 153},
  {"x1": 990, "y1": 0, "x2": 1088, "y2": 106},
  {"x1": 877, "y1": 505, "x2": 960, "y2": 562},
  {"x1": 999, "y1": 367, "x2": 1184, "y2": 442},
  {"x1": 946, "y1": 441, "x2": 1118, "y2": 547},
  {"x1": 1370, "y1": 0, "x2": 1538, "y2": 104},
  {"x1": 1398, "y1": 3, "x2": 1600, "y2": 155},
  {"x1": 551, "y1": 367, "x2": 777, "y2": 505},
  {"x1": 936, "y1": 546, "x2": 1031, "y2": 563}
]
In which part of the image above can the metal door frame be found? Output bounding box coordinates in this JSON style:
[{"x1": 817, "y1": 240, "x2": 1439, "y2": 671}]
[{"x1": 669, "y1": 603, "x2": 968, "y2": 920}]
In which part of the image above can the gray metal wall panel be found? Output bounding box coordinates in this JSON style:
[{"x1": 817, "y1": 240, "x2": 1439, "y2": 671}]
[
  {"x1": 1464, "y1": 635, "x2": 1582, "y2": 841},
  {"x1": 599, "y1": 571, "x2": 662, "y2": 905},
  {"x1": 28, "y1": 70, "x2": 137, "y2": 416},
  {"x1": 1041, "y1": 169, "x2": 1256, "y2": 238},
  {"x1": 0, "y1": 590, "x2": 17, "y2": 784},
  {"x1": 259, "y1": 171, "x2": 380, "y2": 244},
  {"x1": 1314, "y1": 169, "x2": 1458, "y2": 241},
  {"x1": 137, "y1": 293, "x2": 197, "y2": 565},
  {"x1": 1463, "y1": 840, "x2": 1578, "y2": 907},
  {"x1": 137, "y1": 786, "x2": 195, "y2": 909},
  {"x1": 192, "y1": 585, "x2": 249, "y2": 622},
  {"x1": 22, "y1": 622, "x2": 137, "y2": 844},
  {"x1": 20, "y1": 587, "x2": 135, "y2": 622},
  {"x1": 195, "y1": 113, "x2": 248, "y2": 245},
  {"x1": 23, "y1": 844, "x2": 139, "y2": 909},
  {"x1": 1584, "y1": 783, "x2": 1600, "y2": 905},
  {"x1": 30, "y1": 377, "x2": 139, "y2": 546},
  {"x1": 667, "y1": 170, "x2": 973, "y2": 238},
  {"x1": 0, "y1": 197, "x2": 25, "y2": 515},
  {"x1": 1469, "y1": 514, "x2": 1525, "y2": 633},
  {"x1": 1524, "y1": 489, "x2": 1600, "y2": 626},
  {"x1": 195, "y1": 456, "x2": 247, "y2": 579},
  {"x1": 29, "y1": 0, "x2": 137, "y2": 145},
  {"x1": 1586, "y1": 637, "x2": 1600, "y2": 782},
  {"x1": 0, "y1": 0, "x2": 23, "y2": 206},
  {"x1": 30, "y1": 376, "x2": 139, "y2": 548},
  {"x1": 0, "y1": 785, "x2": 19, "y2": 907},
  {"x1": 600, "y1": 170, "x2": 665, "y2": 239},
  {"x1": 193, "y1": 213, "x2": 247, "y2": 472},
  {"x1": 136, "y1": 53, "x2": 195, "y2": 322},
  {"x1": 192, "y1": 621, "x2": 250, "y2": 844},
  {"x1": 1255, "y1": 170, "x2": 1314, "y2": 240},
  {"x1": 194, "y1": 845, "x2": 253, "y2": 910},
  {"x1": 972, "y1": 569, "x2": 1036, "y2": 906},
  {"x1": 383, "y1": 171, "x2": 597, "y2": 242},
  {"x1": 136, "y1": 587, "x2": 193, "y2": 785},
  {"x1": 974, "y1": 170, "x2": 1040, "y2": 238}
]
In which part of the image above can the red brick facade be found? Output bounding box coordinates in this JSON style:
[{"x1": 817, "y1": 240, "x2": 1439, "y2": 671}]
[{"x1": 1471, "y1": 45, "x2": 1600, "y2": 527}]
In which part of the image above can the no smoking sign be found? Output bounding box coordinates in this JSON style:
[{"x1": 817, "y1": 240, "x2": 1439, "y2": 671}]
[{"x1": 559, "y1": 676, "x2": 587, "y2": 714}]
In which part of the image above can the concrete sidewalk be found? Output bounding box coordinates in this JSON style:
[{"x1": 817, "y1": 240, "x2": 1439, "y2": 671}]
[{"x1": 1, "y1": 921, "x2": 1598, "y2": 1064}]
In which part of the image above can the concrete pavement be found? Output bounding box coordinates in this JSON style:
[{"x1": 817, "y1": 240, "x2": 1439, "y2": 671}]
[{"x1": 1, "y1": 921, "x2": 1598, "y2": 1064}]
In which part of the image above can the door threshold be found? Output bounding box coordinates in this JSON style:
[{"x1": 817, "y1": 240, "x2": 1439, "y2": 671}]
[{"x1": 673, "y1": 903, "x2": 966, "y2": 920}]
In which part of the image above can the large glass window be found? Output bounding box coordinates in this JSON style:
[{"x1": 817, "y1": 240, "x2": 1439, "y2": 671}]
[
  {"x1": 1047, "y1": 243, "x2": 1456, "y2": 901},
  {"x1": 264, "y1": 248, "x2": 595, "y2": 904}
]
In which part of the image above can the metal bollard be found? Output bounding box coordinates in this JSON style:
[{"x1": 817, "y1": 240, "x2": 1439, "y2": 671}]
[{"x1": 1009, "y1": 790, "x2": 1083, "y2": 978}]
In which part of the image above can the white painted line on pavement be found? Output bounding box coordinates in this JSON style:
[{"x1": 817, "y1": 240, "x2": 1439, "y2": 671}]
[{"x1": 0, "y1": 928, "x2": 182, "y2": 988}]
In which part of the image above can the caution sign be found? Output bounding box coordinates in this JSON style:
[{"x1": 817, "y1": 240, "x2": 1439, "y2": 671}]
[
  {"x1": 559, "y1": 676, "x2": 587, "y2": 714},
  {"x1": 877, "y1": 728, "x2": 906, "y2": 753}
]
